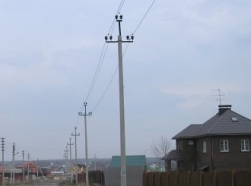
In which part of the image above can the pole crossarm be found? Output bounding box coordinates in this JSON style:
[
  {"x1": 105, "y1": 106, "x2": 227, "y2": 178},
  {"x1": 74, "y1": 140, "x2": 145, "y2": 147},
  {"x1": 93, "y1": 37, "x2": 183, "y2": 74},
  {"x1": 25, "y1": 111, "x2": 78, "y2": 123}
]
[{"x1": 106, "y1": 40, "x2": 133, "y2": 43}]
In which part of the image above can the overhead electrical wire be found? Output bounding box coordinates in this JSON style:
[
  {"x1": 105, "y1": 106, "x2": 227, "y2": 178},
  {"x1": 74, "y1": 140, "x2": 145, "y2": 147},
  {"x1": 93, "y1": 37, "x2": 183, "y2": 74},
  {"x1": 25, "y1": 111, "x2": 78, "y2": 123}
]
[
  {"x1": 84, "y1": 43, "x2": 109, "y2": 102},
  {"x1": 91, "y1": 43, "x2": 131, "y2": 112},
  {"x1": 117, "y1": 0, "x2": 126, "y2": 14},
  {"x1": 119, "y1": 0, "x2": 156, "y2": 63},
  {"x1": 132, "y1": 0, "x2": 156, "y2": 35},
  {"x1": 87, "y1": 0, "x2": 157, "y2": 112},
  {"x1": 83, "y1": 0, "x2": 127, "y2": 104},
  {"x1": 91, "y1": 67, "x2": 118, "y2": 112},
  {"x1": 65, "y1": 0, "x2": 157, "y2": 160}
]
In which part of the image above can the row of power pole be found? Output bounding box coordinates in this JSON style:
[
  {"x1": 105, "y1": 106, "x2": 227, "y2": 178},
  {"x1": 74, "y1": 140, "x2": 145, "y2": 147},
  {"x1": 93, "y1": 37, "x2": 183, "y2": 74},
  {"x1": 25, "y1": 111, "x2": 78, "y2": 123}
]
[
  {"x1": 0, "y1": 138, "x2": 36, "y2": 186},
  {"x1": 64, "y1": 14, "x2": 132, "y2": 186},
  {"x1": 64, "y1": 102, "x2": 91, "y2": 186},
  {"x1": 64, "y1": 126, "x2": 81, "y2": 186}
]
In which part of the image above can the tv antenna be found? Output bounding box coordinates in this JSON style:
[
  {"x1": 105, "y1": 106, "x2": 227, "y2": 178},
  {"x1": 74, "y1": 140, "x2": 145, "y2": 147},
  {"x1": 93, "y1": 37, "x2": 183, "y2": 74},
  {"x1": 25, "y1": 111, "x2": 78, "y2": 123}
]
[{"x1": 214, "y1": 89, "x2": 224, "y2": 105}]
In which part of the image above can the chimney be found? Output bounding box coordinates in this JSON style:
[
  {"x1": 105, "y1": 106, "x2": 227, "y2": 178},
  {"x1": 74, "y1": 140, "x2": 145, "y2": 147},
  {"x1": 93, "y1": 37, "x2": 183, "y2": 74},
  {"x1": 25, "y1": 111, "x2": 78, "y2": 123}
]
[{"x1": 218, "y1": 105, "x2": 232, "y2": 115}]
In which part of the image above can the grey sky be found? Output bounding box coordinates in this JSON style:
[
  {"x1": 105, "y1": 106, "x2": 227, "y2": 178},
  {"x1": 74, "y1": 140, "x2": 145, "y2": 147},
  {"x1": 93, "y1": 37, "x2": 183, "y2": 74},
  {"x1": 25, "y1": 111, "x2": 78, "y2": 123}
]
[{"x1": 0, "y1": 0, "x2": 251, "y2": 161}]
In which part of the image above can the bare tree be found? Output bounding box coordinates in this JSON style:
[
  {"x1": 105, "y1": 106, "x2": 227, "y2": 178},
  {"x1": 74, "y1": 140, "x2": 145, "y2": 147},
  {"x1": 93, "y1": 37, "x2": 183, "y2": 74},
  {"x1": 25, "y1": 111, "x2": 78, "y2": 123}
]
[{"x1": 151, "y1": 137, "x2": 172, "y2": 158}]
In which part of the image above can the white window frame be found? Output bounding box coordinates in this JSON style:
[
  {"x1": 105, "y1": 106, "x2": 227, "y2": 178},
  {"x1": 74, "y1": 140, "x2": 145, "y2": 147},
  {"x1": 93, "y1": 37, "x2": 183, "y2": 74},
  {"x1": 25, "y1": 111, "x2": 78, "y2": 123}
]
[
  {"x1": 220, "y1": 139, "x2": 229, "y2": 152},
  {"x1": 203, "y1": 141, "x2": 207, "y2": 153},
  {"x1": 188, "y1": 141, "x2": 193, "y2": 145},
  {"x1": 241, "y1": 139, "x2": 250, "y2": 152}
]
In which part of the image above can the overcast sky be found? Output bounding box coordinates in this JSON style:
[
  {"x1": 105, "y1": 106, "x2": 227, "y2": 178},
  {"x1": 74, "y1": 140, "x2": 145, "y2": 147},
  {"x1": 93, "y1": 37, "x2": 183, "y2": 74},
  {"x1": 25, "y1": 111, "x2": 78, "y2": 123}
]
[{"x1": 0, "y1": 0, "x2": 251, "y2": 161}]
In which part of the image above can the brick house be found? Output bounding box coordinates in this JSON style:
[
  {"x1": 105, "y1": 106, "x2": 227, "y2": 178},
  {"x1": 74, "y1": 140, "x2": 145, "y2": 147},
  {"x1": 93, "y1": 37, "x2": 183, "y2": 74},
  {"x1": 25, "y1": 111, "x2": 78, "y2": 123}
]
[{"x1": 162, "y1": 105, "x2": 251, "y2": 171}]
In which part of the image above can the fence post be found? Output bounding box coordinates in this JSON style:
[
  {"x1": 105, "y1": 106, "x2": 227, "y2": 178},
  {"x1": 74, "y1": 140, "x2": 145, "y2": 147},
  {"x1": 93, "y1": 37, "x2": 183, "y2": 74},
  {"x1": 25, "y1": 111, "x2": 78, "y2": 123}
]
[
  {"x1": 187, "y1": 171, "x2": 191, "y2": 186},
  {"x1": 175, "y1": 172, "x2": 178, "y2": 186},
  {"x1": 232, "y1": 169, "x2": 235, "y2": 186},
  {"x1": 214, "y1": 171, "x2": 217, "y2": 186},
  {"x1": 199, "y1": 171, "x2": 203, "y2": 186},
  {"x1": 143, "y1": 172, "x2": 147, "y2": 186}
]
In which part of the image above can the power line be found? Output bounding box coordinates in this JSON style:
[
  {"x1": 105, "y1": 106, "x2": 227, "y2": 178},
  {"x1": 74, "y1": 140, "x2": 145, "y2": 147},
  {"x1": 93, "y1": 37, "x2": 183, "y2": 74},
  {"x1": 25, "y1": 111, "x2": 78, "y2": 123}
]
[
  {"x1": 84, "y1": 43, "x2": 109, "y2": 102},
  {"x1": 117, "y1": 0, "x2": 126, "y2": 14},
  {"x1": 91, "y1": 43, "x2": 130, "y2": 113},
  {"x1": 91, "y1": 66, "x2": 118, "y2": 112},
  {"x1": 108, "y1": 19, "x2": 116, "y2": 35},
  {"x1": 108, "y1": 0, "x2": 126, "y2": 35},
  {"x1": 133, "y1": 0, "x2": 156, "y2": 34},
  {"x1": 83, "y1": 0, "x2": 156, "y2": 115},
  {"x1": 83, "y1": 0, "x2": 128, "y2": 104}
]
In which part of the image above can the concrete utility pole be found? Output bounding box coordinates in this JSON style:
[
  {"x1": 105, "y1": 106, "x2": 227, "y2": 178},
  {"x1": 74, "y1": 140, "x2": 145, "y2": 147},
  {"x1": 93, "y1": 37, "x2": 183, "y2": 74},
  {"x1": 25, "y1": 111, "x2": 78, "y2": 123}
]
[
  {"x1": 105, "y1": 14, "x2": 134, "y2": 186},
  {"x1": 64, "y1": 146, "x2": 69, "y2": 178},
  {"x1": 94, "y1": 154, "x2": 97, "y2": 171},
  {"x1": 1, "y1": 138, "x2": 5, "y2": 186},
  {"x1": 22, "y1": 151, "x2": 25, "y2": 182},
  {"x1": 12, "y1": 143, "x2": 19, "y2": 185},
  {"x1": 78, "y1": 102, "x2": 92, "y2": 186},
  {"x1": 71, "y1": 127, "x2": 80, "y2": 186},
  {"x1": 36, "y1": 159, "x2": 39, "y2": 178},
  {"x1": 67, "y1": 138, "x2": 74, "y2": 165},
  {"x1": 27, "y1": 153, "x2": 30, "y2": 182},
  {"x1": 67, "y1": 138, "x2": 74, "y2": 183}
]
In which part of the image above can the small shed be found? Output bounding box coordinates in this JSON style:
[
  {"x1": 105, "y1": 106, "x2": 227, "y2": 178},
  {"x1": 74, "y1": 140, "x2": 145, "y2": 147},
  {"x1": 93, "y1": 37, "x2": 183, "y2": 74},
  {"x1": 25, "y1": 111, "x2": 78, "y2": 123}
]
[{"x1": 105, "y1": 155, "x2": 146, "y2": 186}]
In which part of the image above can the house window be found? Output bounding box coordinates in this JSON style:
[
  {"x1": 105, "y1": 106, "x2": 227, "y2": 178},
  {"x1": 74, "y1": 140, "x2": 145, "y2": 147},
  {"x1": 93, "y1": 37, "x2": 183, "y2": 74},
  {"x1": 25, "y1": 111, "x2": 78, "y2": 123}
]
[
  {"x1": 220, "y1": 139, "x2": 229, "y2": 152},
  {"x1": 203, "y1": 141, "x2": 207, "y2": 153},
  {"x1": 188, "y1": 141, "x2": 193, "y2": 145},
  {"x1": 241, "y1": 139, "x2": 250, "y2": 152}
]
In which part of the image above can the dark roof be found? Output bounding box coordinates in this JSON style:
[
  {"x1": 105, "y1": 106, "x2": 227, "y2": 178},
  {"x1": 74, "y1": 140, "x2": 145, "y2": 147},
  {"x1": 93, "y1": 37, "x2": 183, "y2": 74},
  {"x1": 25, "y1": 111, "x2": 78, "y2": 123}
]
[
  {"x1": 110, "y1": 155, "x2": 146, "y2": 167},
  {"x1": 173, "y1": 124, "x2": 202, "y2": 139},
  {"x1": 161, "y1": 150, "x2": 184, "y2": 161},
  {"x1": 173, "y1": 105, "x2": 251, "y2": 139}
]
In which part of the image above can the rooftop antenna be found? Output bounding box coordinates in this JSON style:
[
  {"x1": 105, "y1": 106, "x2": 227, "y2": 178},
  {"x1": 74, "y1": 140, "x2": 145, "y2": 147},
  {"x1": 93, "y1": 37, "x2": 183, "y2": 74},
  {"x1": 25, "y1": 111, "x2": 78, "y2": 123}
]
[{"x1": 214, "y1": 89, "x2": 224, "y2": 105}]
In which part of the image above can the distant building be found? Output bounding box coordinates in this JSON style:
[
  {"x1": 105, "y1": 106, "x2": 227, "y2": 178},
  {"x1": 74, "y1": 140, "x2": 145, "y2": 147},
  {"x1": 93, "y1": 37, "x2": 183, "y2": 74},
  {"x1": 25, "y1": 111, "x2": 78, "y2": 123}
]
[
  {"x1": 162, "y1": 105, "x2": 251, "y2": 171},
  {"x1": 16, "y1": 161, "x2": 37, "y2": 174}
]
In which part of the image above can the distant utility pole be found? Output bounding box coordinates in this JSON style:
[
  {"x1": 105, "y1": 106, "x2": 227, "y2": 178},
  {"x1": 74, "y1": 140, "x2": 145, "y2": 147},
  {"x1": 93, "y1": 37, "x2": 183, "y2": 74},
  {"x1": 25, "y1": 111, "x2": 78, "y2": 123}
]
[
  {"x1": 65, "y1": 146, "x2": 69, "y2": 173},
  {"x1": 36, "y1": 159, "x2": 39, "y2": 178},
  {"x1": 22, "y1": 151, "x2": 25, "y2": 182},
  {"x1": 67, "y1": 138, "x2": 74, "y2": 165},
  {"x1": 78, "y1": 102, "x2": 92, "y2": 186},
  {"x1": 12, "y1": 143, "x2": 19, "y2": 185},
  {"x1": 105, "y1": 14, "x2": 134, "y2": 186},
  {"x1": 71, "y1": 127, "x2": 80, "y2": 186},
  {"x1": 27, "y1": 153, "x2": 30, "y2": 182},
  {"x1": 94, "y1": 154, "x2": 97, "y2": 171},
  {"x1": 1, "y1": 138, "x2": 5, "y2": 186},
  {"x1": 67, "y1": 138, "x2": 74, "y2": 183}
]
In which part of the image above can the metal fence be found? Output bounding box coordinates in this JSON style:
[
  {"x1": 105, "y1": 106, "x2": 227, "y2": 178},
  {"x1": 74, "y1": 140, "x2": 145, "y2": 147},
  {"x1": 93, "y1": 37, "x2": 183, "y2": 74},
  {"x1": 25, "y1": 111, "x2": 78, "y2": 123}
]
[
  {"x1": 89, "y1": 170, "x2": 104, "y2": 185},
  {"x1": 143, "y1": 170, "x2": 251, "y2": 186},
  {"x1": 105, "y1": 167, "x2": 144, "y2": 186}
]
